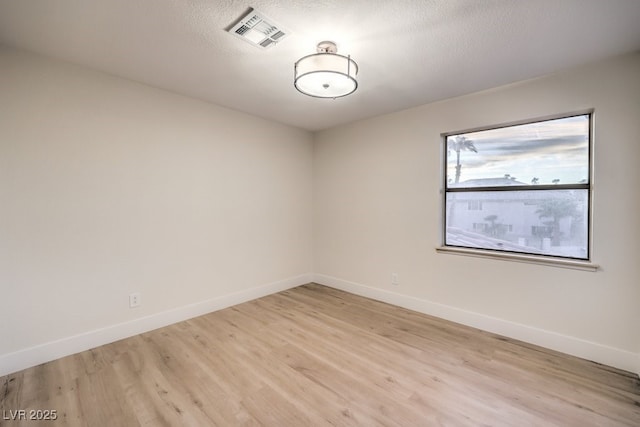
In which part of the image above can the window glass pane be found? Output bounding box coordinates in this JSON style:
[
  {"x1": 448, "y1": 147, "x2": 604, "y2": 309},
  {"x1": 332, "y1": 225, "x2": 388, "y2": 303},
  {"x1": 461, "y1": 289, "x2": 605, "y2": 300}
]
[
  {"x1": 445, "y1": 189, "x2": 588, "y2": 259},
  {"x1": 447, "y1": 115, "x2": 589, "y2": 188}
]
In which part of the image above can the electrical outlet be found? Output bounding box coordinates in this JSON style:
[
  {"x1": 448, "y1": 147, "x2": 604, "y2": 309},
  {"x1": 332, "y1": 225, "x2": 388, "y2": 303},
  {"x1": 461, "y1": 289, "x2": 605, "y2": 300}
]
[
  {"x1": 129, "y1": 292, "x2": 141, "y2": 308},
  {"x1": 391, "y1": 273, "x2": 399, "y2": 286}
]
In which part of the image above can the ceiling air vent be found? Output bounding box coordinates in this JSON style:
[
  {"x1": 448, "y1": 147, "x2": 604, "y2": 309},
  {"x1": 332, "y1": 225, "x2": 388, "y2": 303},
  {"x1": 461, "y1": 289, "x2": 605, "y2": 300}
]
[{"x1": 228, "y1": 9, "x2": 288, "y2": 49}]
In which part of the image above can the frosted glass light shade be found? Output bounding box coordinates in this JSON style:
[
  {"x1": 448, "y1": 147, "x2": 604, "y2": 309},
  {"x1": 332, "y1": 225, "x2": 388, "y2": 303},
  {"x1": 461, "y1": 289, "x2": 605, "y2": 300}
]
[{"x1": 294, "y1": 52, "x2": 358, "y2": 98}]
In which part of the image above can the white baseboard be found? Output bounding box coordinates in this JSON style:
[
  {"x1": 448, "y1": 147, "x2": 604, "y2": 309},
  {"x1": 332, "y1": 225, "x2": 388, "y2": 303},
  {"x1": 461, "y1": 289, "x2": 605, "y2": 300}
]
[
  {"x1": 0, "y1": 274, "x2": 312, "y2": 377},
  {"x1": 313, "y1": 273, "x2": 640, "y2": 375},
  {"x1": 4, "y1": 273, "x2": 637, "y2": 378}
]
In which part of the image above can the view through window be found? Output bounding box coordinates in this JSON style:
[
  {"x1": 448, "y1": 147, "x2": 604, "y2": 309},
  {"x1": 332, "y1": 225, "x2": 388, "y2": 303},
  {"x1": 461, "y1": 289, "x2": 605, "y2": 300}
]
[{"x1": 443, "y1": 113, "x2": 592, "y2": 260}]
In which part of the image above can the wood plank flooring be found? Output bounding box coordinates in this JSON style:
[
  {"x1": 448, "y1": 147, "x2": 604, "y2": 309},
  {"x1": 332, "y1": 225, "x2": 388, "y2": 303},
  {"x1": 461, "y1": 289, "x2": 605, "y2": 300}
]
[{"x1": 2, "y1": 283, "x2": 639, "y2": 426}]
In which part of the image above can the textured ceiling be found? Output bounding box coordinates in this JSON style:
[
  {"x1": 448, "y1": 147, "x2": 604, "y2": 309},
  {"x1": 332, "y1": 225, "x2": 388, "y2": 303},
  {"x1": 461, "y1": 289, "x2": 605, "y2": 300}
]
[{"x1": 1, "y1": 0, "x2": 640, "y2": 131}]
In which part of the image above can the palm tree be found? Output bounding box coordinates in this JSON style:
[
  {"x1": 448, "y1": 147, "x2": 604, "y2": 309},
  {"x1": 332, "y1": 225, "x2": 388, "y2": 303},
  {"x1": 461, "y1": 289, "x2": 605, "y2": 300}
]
[
  {"x1": 448, "y1": 136, "x2": 477, "y2": 184},
  {"x1": 484, "y1": 214, "x2": 499, "y2": 237},
  {"x1": 535, "y1": 199, "x2": 578, "y2": 245},
  {"x1": 446, "y1": 136, "x2": 478, "y2": 231}
]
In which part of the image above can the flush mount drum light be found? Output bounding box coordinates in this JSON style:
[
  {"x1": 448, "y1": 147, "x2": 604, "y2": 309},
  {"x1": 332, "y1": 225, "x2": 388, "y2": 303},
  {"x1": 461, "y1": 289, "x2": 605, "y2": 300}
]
[{"x1": 294, "y1": 41, "x2": 359, "y2": 98}]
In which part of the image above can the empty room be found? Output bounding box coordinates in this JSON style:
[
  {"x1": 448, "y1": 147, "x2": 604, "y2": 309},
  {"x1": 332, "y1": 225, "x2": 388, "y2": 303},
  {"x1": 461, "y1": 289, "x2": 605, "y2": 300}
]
[{"x1": 1, "y1": 1, "x2": 639, "y2": 425}]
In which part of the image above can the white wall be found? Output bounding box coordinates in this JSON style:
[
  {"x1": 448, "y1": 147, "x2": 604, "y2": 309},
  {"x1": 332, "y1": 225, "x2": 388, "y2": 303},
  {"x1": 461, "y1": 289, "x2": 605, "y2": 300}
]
[
  {"x1": 313, "y1": 53, "x2": 640, "y2": 373},
  {"x1": 0, "y1": 47, "x2": 313, "y2": 375}
]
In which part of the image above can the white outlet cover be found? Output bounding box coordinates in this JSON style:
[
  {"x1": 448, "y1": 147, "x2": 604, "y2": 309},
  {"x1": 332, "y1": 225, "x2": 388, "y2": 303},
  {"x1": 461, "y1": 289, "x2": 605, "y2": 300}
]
[{"x1": 129, "y1": 292, "x2": 141, "y2": 308}]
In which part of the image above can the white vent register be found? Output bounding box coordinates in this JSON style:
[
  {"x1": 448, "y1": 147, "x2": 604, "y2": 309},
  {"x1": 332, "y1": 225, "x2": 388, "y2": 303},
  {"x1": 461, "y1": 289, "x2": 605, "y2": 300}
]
[{"x1": 228, "y1": 9, "x2": 288, "y2": 48}]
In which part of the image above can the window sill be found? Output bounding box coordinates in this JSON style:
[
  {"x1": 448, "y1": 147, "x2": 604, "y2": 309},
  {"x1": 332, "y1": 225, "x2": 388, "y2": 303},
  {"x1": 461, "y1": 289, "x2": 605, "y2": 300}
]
[{"x1": 435, "y1": 246, "x2": 599, "y2": 272}]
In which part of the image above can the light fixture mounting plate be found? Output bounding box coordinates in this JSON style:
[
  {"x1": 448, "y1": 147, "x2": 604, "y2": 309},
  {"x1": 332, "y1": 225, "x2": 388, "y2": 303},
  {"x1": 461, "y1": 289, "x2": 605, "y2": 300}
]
[{"x1": 317, "y1": 41, "x2": 338, "y2": 54}]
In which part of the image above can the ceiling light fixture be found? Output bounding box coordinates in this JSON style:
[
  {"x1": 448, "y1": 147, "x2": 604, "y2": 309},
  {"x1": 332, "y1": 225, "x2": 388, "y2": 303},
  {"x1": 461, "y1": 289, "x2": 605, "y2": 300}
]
[{"x1": 294, "y1": 41, "x2": 358, "y2": 99}]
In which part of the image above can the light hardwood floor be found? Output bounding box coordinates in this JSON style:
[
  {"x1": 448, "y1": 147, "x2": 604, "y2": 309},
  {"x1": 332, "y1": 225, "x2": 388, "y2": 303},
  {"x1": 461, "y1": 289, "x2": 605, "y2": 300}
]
[{"x1": 2, "y1": 284, "x2": 639, "y2": 426}]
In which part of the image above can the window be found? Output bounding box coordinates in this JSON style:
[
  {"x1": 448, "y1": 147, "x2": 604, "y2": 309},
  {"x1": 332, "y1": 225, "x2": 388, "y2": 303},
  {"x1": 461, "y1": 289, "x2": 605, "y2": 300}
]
[
  {"x1": 468, "y1": 201, "x2": 483, "y2": 210},
  {"x1": 442, "y1": 112, "x2": 592, "y2": 260}
]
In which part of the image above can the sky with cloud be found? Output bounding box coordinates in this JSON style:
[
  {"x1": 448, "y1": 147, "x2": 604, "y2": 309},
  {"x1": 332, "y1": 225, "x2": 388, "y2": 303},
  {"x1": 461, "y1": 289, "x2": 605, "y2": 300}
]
[{"x1": 447, "y1": 114, "x2": 590, "y2": 186}]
